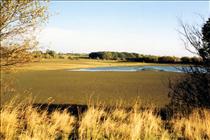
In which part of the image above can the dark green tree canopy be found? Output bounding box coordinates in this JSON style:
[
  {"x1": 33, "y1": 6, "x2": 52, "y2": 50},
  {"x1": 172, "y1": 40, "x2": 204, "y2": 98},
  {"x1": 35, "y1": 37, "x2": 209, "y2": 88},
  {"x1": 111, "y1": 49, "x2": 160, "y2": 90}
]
[
  {"x1": 201, "y1": 18, "x2": 210, "y2": 62},
  {"x1": 202, "y1": 18, "x2": 210, "y2": 44}
]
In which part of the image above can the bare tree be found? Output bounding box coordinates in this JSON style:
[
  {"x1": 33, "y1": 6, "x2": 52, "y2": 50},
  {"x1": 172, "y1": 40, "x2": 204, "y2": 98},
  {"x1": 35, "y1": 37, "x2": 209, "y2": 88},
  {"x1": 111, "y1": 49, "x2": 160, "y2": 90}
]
[
  {"x1": 0, "y1": 0, "x2": 49, "y2": 70},
  {"x1": 167, "y1": 18, "x2": 210, "y2": 116}
]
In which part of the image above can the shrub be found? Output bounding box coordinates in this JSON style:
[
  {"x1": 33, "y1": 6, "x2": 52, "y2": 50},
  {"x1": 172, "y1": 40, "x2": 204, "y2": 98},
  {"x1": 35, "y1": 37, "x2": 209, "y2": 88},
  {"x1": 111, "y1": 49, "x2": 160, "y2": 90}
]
[
  {"x1": 46, "y1": 49, "x2": 57, "y2": 58},
  {"x1": 158, "y1": 56, "x2": 176, "y2": 63},
  {"x1": 181, "y1": 57, "x2": 191, "y2": 64},
  {"x1": 191, "y1": 57, "x2": 202, "y2": 64},
  {"x1": 143, "y1": 55, "x2": 158, "y2": 63}
]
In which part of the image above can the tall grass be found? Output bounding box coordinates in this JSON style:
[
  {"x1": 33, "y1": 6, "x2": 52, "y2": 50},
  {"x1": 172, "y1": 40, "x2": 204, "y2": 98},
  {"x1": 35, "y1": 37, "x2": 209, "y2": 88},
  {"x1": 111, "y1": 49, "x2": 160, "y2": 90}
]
[
  {"x1": 1, "y1": 99, "x2": 210, "y2": 140},
  {"x1": 172, "y1": 109, "x2": 210, "y2": 140},
  {"x1": 0, "y1": 99, "x2": 75, "y2": 140}
]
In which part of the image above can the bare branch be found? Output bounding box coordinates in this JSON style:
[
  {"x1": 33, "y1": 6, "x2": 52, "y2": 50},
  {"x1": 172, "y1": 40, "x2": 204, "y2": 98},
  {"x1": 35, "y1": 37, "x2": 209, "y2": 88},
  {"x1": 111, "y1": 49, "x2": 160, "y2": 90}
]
[{"x1": 0, "y1": 0, "x2": 49, "y2": 70}]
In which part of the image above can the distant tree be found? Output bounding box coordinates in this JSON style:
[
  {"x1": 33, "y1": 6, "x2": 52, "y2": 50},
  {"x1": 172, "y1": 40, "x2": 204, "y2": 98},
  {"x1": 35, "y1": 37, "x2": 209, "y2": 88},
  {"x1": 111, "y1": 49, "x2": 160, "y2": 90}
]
[
  {"x1": 158, "y1": 56, "x2": 176, "y2": 63},
  {"x1": 89, "y1": 51, "x2": 140, "y2": 60},
  {"x1": 167, "y1": 18, "x2": 210, "y2": 116},
  {"x1": 191, "y1": 57, "x2": 202, "y2": 64},
  {"x1": 143, "y1": 55, "x2": 158, "y2": 63},
  {"x1": 102, "y1": 52, "x2": 112, "y2": 60},
  {"x1": 46, "y1": 49, "x2": 57, "y2": 58},
  {"x1": 0, "y1": 0, "x2": 49, "y2": 70},
  {"x1": 117, "y1": 53, "x2": 126, "y2": 60},
  {"x1": 180, "y1": 56, "x2": 191, "y2": 64},
  {"x1": 89, "y1": 52, "x2": 97, "y2": 59}
]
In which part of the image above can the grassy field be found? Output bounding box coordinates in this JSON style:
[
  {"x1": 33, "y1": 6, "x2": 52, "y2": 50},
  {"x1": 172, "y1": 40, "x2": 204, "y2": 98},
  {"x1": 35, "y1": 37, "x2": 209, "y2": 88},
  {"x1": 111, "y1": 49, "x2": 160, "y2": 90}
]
[
  {"x1": 16, "y1": 59, "x2": 178, "y2": 71},
  {"x1": 2, "y1": 59, "x2": 182, "y2": 107}
]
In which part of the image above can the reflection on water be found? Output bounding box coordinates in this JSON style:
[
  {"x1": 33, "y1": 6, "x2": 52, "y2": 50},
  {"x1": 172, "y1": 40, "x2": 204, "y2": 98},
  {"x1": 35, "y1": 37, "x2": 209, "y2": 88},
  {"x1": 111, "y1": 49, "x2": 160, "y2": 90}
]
[{"x1": 69, "y1": 66, "x2": 202, "y2": 73}]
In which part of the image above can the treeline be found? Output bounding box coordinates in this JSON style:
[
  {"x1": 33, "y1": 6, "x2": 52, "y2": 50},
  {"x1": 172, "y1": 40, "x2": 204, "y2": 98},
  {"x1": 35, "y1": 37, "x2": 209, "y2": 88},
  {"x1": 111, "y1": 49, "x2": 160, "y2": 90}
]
[
  {"x1": 32, "y1": 50, "x2": 202, "y2": 64},
  {"x1": 89, "y1": 52, "x2": 139, "y2": 60},
  {"x1": 32, "y1": 50, "x2": 88, "y2": 59},
  {"x1": 89, "y1": 51, "x2": 203, "y2": 64}
]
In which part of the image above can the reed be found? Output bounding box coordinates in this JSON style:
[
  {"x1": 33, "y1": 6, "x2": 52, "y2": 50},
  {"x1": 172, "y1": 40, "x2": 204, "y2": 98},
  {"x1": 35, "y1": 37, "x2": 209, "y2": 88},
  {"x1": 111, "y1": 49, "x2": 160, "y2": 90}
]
[{"x1": 1, "y1": 99, "x2": 209, "y2": 140}]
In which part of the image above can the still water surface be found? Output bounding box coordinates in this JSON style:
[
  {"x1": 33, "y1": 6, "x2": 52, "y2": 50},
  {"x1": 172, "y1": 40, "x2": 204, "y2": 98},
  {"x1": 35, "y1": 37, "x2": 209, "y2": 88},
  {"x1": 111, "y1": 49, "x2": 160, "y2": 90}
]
[{"x1": 70, "y1": 66, "x2": 194, "y2": 73}]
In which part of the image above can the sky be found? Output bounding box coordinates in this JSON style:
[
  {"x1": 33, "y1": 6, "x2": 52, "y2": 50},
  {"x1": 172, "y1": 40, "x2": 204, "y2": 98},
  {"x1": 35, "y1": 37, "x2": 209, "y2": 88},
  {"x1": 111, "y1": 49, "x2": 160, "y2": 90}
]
[{"x1": 38, "y1": 1, "x2": 210, "y2": 57}]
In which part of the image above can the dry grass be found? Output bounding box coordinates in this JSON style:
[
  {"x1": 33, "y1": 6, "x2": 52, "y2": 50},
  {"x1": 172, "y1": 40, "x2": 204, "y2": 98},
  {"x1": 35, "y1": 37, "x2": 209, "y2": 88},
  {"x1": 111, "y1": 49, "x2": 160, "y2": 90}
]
[
  {"x1": 172, "y1": 109, "x2": 210, "y2": 140},
  {"x1": 1, "y1": 99, "x2": 210, "y2": 140},
  {"x1": 0, "y1": 99, "x2": 75, "y2": 140}
]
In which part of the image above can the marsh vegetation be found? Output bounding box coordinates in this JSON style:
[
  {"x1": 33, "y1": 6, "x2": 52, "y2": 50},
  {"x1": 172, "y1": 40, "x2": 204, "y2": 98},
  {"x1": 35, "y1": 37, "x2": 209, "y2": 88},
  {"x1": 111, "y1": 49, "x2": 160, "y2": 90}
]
[{"x1": 1, "y1": 98, "x2": 210, "y2": 140}]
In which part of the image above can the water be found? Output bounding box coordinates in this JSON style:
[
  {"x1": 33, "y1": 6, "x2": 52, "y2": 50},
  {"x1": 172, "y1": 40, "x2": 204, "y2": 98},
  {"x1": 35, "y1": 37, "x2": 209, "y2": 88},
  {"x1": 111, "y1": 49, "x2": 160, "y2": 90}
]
[{"x1": 69, "y1": 66, "x2": 195, "y2": 73}]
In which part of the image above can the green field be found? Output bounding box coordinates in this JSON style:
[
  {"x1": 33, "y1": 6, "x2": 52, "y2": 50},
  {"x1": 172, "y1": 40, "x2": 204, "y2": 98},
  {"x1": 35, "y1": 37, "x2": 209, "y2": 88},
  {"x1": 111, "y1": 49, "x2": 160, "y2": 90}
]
[{"x1": 2, "y1": 59, "x2": 182, "y2": 107}]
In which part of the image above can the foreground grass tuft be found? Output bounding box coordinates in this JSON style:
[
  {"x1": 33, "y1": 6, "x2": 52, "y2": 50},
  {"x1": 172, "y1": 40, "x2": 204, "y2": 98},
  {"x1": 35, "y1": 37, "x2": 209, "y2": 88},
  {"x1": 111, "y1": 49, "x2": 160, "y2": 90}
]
[{"x1": 1, "y1": 100, "x2": 210, "y2": 140}]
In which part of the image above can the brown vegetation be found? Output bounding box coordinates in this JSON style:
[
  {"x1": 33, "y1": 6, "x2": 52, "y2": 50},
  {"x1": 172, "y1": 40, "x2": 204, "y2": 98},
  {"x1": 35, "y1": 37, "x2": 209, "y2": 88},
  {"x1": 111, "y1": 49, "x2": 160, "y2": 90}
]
[{"x1": 1, "y1": 99, "x2": 210, "y2": 140}]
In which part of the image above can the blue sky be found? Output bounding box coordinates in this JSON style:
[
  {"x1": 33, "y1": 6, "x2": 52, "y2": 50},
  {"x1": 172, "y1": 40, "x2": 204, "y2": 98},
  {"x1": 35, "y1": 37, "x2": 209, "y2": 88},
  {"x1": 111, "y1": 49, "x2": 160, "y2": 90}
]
[{"x1": 39, "y1": 1, "x2": 210, "y2": 56}]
